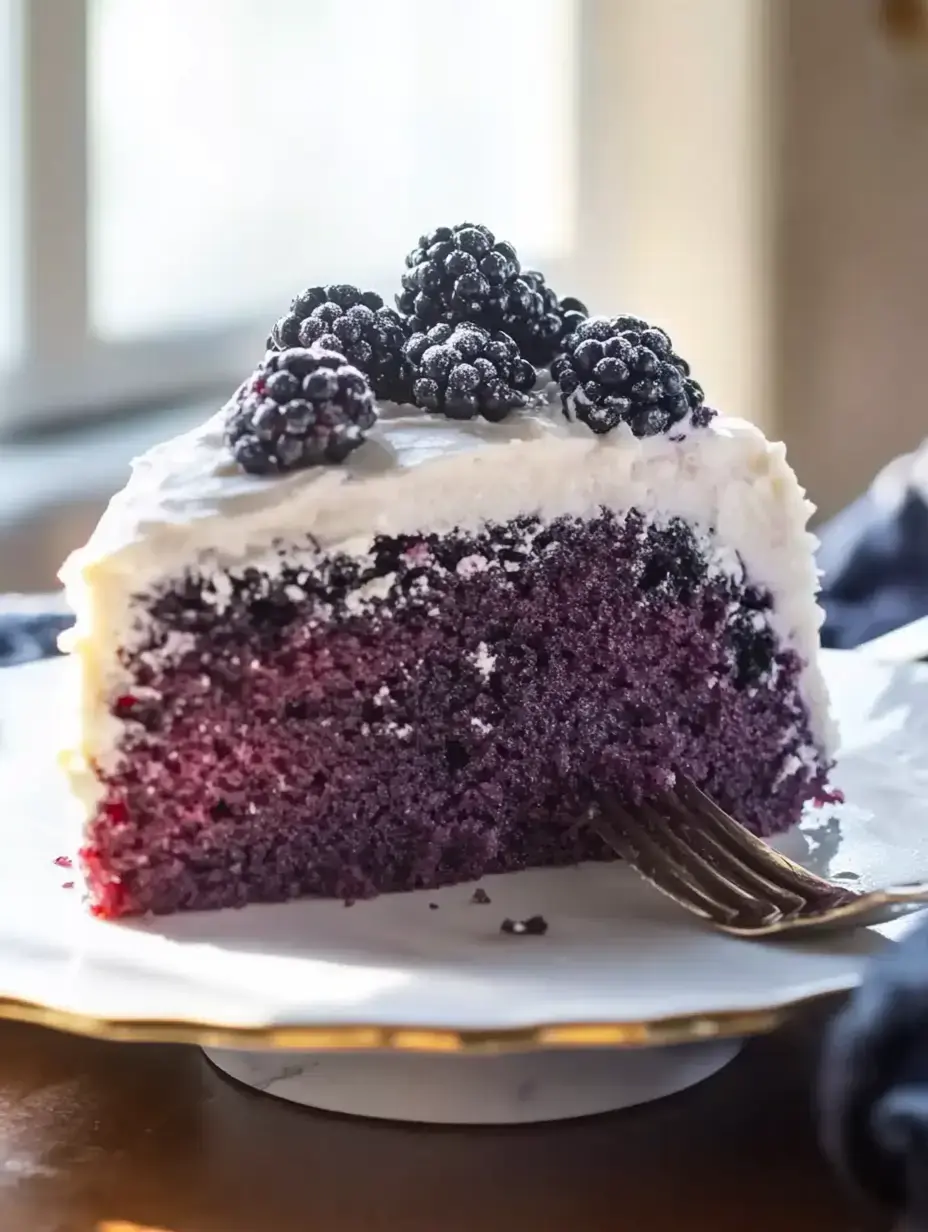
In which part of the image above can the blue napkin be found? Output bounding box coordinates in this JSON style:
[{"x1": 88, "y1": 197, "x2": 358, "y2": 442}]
[
  {"x1": 793, "y1": 443, "x2": 928, "y2": 1218},
  {"x1": 0, "y1": 610, "x2": 72, "y2": 668},
  {"x1": 818, "y1": 443, "x2": 928, "y2": 649},
  {"x1": 820, "y1": 921, "x2": 928, "y2": 1222}
]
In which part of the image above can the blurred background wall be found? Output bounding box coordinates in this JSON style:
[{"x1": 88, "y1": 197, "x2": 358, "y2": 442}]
[
  {"x1": 2, "y1": 0, "x2": 928, "y2": 592},
  {"x1": 779, "y1": 0, "x2": 928, "y2": 520}
]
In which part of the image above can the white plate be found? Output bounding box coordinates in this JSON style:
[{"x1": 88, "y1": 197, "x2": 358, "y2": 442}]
[{"x1": 1, "y1": 650, "x2": 926, "y2": 1052}]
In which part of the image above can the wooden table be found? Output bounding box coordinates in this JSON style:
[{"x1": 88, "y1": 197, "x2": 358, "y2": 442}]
[{"x1": 0, "y1": 1004, "x2": 888, "y2": 1232}]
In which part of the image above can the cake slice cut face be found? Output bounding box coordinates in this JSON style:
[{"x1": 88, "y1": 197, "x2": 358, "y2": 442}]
[{"x1": 61, "y1": 404, "x2": 834, "y2": 918}]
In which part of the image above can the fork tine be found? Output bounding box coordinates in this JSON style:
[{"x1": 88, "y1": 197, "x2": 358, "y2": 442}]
[
  {"x1": 594, "y1": 777, "x2": 928, "y2": 938},
  {"x1": 596, "y1": 792, "x2": 782, "y2": 926},
  {"x1": 677, "y1": 779, "x2": 857, "y2": 911},
  {"x1": 631, "y1": 796, "x2": 790, "y2": 926},
  {"x1": 632, "y1": 797, "x2": 782, "y2": 923},
  {"x1": 591, "y1": 797, "x2": 744, "y2": 922},
  {"x1": 656, "y1": 790, "x2": 808, "y2": 917},
  {"x1": 589, "y1": 809, "x2": 733, "y2": 922}
]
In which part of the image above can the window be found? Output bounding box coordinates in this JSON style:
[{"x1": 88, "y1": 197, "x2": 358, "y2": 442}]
[
  {"x1": 90, "y1": 0, "x2": 574, "y2": 338},
  {"x1": 2, "y1": 0, "x2": 774, "y2": 439},
  {"x1": 2, "y1": 0, "x2": 578, "y2": 432}
]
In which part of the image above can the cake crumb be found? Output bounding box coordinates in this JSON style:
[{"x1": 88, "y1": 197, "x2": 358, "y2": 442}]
[
  {"x1": 53, "y1": 855, "x2": 73, "y2": 869},
  {"x1": 62, "y1": 881, "x2": 75, "y2": 890},
  {"x1": 501, "y1": 915, "x2": 548, "y2": 936},
  {"x1": 470, "y1": 887, "x2": 491, "y2": 905},
  {"x1": 429, "y1": 902, "x2": 439, "y2": 910}
]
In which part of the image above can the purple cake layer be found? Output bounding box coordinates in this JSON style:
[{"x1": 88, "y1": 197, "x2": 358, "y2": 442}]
[{"x1": 81, "y1": 510, "x2": 828, "y2": 917}]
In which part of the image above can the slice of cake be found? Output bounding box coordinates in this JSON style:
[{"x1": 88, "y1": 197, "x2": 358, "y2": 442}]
[{"x1": 60, "y1": 224, "x2": 835, "y2": 918}]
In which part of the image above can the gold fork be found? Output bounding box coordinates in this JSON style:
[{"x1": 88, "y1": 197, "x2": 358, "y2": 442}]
[{"x1": 591, "y1": 778, "x2": 928, "y2": 938}]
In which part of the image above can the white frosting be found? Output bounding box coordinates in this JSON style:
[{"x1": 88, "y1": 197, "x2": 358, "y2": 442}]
[{"x1": 59, "y1": 399, "x2": 836, "y2": 809}]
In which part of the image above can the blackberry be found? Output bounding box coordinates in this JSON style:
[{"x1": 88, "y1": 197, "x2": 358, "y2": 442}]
[
  {"x1": 729, "y1": 586, "x2": 776, "y2": 687},
  {"x1": 269, "y1": 285, "x2": 411, "y2": 403},
  {"x1": 225, "y1": 347, "x2": 377, "y2": 476},
  {"x1": 551, "y1": 315, "x2": 714, "y2": 437},
  {"x1": 405, "y1": 322, "x2": 535, "y2": 422},
  {"x1": 731, "y1": 616, "x2": 776, "y2": 688},
  {"x1": 396, "y1": 223, "x2": 521, "y2": 333},
  {"x1": 498, "y1": 271, "x2": 588, "y2": 367}
]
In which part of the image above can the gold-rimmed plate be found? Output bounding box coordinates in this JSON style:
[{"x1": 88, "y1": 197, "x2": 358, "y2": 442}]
[{"x1": 1, "y1": 651, "x2": 925, "y2": 1053}]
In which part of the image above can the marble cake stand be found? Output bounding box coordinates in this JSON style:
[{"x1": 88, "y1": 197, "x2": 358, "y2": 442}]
[{"x1": 202, "y1": 1040, "x2": 743, "y2": 1124}]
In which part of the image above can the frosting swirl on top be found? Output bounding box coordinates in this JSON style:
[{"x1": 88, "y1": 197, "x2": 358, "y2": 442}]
[{"x1": 64, "y1": 399, "x2": 596, "y2": 580}]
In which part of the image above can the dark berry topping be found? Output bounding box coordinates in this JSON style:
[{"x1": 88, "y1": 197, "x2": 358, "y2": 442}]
[
  {"x1": 496, "y1": 270, "x2": 589, "y2": 367},
  {"x1": 396, "y1": 223, "x2": 522, "y2": 333},
  {"x1": 551, "y1": 316, "x2": 713, "y2": 437},
  {"x1": 225, "y1": 347, "x2": 377, "y2": 476},
  {"x1": 404, "y1": 323, "x2": 535, "y2": 423},
  {"x1": 269, "y1": 285, "x2": 411, "y2": 403}
]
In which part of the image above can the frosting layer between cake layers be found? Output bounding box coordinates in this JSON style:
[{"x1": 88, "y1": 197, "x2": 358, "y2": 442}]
[{"x1": 60, "y1": 400, "x2": 836, "y2": 811}]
